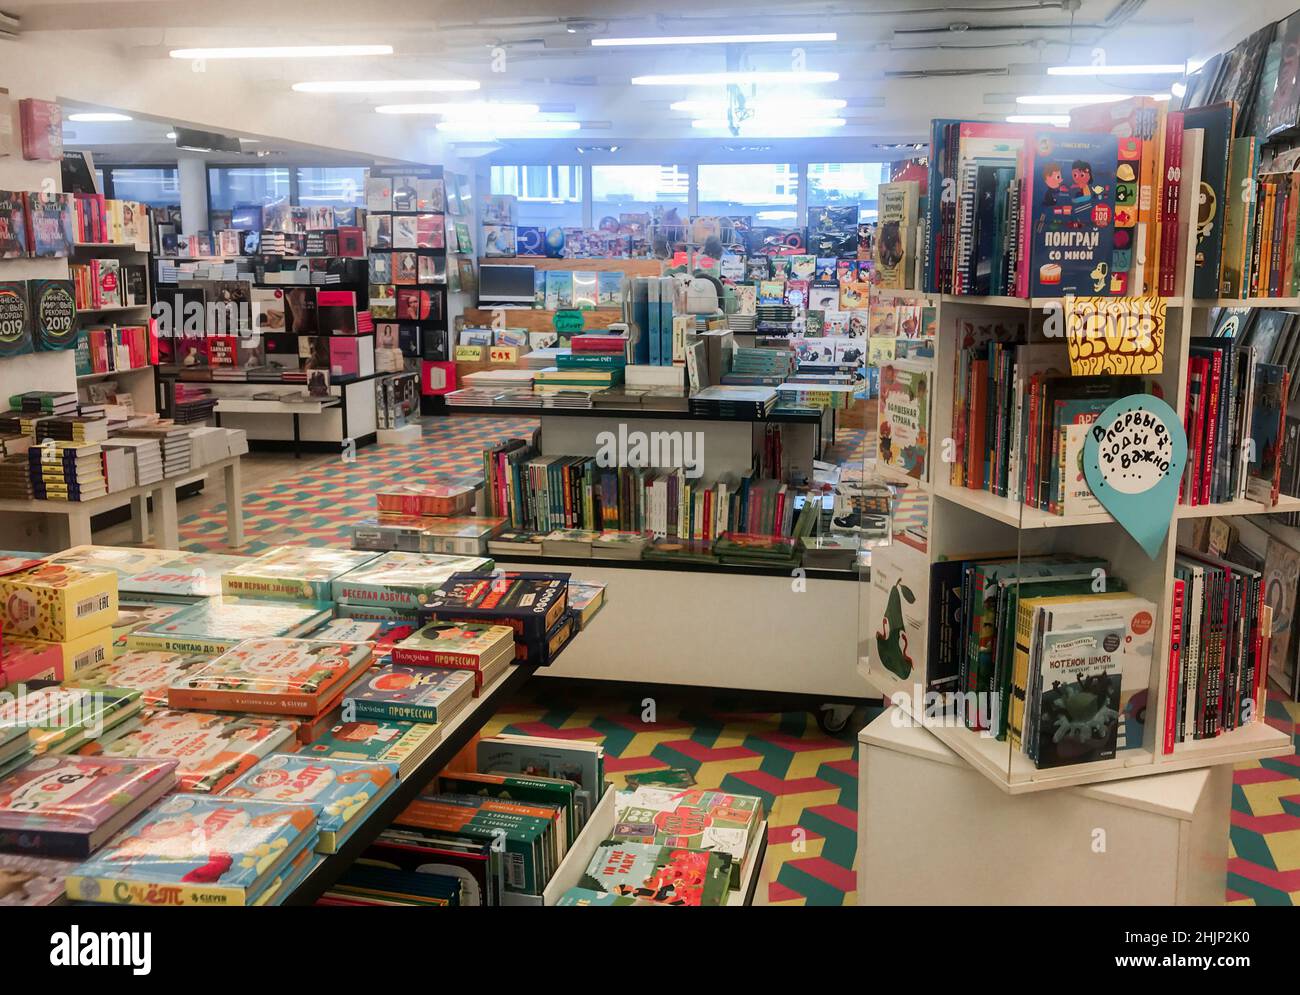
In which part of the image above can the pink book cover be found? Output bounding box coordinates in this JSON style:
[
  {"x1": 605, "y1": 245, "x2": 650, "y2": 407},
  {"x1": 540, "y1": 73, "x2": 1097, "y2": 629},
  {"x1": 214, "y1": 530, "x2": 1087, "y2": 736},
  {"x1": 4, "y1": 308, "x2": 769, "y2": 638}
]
[
  {"x1": 329, "y1": 336, "x2": 360, "y2": 378},
  {"x1": 0, "y1": 756, "x2": 177, "y2": 836}
]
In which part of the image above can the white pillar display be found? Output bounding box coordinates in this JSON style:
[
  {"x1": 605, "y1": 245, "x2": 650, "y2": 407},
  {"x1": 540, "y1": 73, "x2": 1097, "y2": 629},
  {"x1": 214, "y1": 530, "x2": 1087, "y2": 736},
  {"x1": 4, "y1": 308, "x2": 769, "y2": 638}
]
[{"x1": 177, "y1": 157, "x2": 208, "y2": 234}]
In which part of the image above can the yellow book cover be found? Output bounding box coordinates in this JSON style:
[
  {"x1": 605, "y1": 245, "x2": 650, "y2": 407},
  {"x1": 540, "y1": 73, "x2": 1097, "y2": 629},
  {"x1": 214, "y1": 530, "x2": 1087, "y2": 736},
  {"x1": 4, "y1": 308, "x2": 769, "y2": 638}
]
[{"x1": 0, "y1": 563, "x2": 117, "y2": 641}]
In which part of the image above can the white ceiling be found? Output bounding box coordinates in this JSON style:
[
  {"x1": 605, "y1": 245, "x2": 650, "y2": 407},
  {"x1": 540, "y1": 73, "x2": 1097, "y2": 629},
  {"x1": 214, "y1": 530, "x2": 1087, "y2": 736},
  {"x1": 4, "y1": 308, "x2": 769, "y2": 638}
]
[{"x1": 8, "y1": 0, "x2": 1298, "y2": 166}]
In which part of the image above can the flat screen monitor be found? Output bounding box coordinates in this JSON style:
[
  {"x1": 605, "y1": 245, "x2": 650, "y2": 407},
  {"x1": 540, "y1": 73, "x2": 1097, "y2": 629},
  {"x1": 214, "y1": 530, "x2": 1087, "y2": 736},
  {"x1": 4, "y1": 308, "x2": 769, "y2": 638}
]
[{"x1": 479, "y1": 263, "x2": 536, "y2": 305}]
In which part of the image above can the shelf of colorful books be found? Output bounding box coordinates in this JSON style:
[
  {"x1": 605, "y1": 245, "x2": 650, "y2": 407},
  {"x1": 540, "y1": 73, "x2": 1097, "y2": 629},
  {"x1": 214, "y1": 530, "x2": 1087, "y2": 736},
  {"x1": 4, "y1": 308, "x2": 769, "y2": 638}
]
[
  {"x1": 282, "y1": 662, "x2": 540, "y2": 906},
  {"x1": 73, "y1": 241, "x2": 146, "y2": 250},
  {"x1": 75, "y1": 303, "x2": 149, "y2": 315},
  {"x1": 495, "y1": 552, "x2": 861, "y2": 582},
  {"x1": 1190, "y1": 297, "x2": 1300, "y2": 308}
]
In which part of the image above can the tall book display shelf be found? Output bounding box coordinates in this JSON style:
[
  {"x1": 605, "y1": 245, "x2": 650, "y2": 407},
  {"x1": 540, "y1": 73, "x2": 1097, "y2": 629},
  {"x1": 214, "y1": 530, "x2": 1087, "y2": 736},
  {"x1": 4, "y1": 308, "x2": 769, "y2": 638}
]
[
  {"x1": 863, "y1": 127, "x2": 1295, "y2": 794},
  {"x1": 71, "y1": 239, "x2": 156, "y2": 417}
]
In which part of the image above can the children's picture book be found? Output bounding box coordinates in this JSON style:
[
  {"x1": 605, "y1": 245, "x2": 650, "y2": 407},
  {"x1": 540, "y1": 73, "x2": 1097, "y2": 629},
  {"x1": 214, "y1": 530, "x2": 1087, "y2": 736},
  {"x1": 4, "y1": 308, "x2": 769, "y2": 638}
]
[
  {"x1": 169, "y1": 638, "x2": 374, "y2": 716},
  {"x1": 578, "y1": 840, "x2": 731, "y2": 906},
  {"x1": 221, "y1": 546, "x2": 380, "y2": 602},
  {"x1": 1030, "y1": 626, "x2": 1124, "y2": 768},
  {"x1": 221, "y1": 754, "x2": 399, "y2": 854},
  {"x1": 72, "y1": 650, "x2": 208, "y2": 705},
  {"x1": 390, "y1": 620, "x2": 516, "y2": 670},
  {"x1": 1029, "y1": 131, "x2": 1120, "y2": 296},
  {"x1": 0, "y1": 756, "x2": 178, "y2": 858},
  {"x1": 303, "y1": 717, "x2": 442, "y2": 781},
  {"x1": 78, "y1": 709, "x2": 297, "y2": 793},
  {"x1": 877, "y1": 359, "x2": 931, "y2": 481},
  {"x1": 126, "y1": 597, "x2": 332, "y2": 656},
  {"x1": 0, "y1": 853, "x2": 73, "y2": 906},
  {"x1": 66, "y1": 794, "x2": 318, "y2": 906},
  {"x1": 874, "y1": 181, "x2": 920, "y2": 289},
  {"x1": 342, "y1": 663, "x2": 475, "y2": 724},
  {"x1": 330, "y1": 552, "x2": 492, "y2": 610}
]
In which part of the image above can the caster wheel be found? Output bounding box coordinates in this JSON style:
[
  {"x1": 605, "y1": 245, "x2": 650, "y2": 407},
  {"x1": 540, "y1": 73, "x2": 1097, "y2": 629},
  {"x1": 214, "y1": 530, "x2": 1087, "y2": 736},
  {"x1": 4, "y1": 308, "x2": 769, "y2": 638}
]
[{"x1": 817, "y1": 703, "x2": 854, "y2": 735}]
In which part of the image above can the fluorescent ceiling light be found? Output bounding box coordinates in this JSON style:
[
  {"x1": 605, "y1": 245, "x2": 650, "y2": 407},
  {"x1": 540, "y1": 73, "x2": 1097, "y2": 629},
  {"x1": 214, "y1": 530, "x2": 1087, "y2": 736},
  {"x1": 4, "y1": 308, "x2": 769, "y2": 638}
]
[
  {"x1": 171, "y1": 45, "x2": 393, "y2": 60},
  {"x1": 166, "y1": 131, "x2": 177, "y2": 139},
  {"x1": 293, "y1": 79, "x2": 479, "y2": 93},
  {"x1": 1171, "y1": 81, "x2": 1187, "y2": 98},
  {"x1": 671, "y1": 98, "x2": 847, "y2": 113},
  {"x1": 67, "y1": 112, "x2": 132, "y2": 122},
  {"x1": 594, "y1": 32, "x2": 836, "y2": 47},
  {"x1": 375, "y1": 102, "x2": 539, "y2": 117},
  {"x1": 1016, "y1": 93, "x2": 1132, "y2": 105},
  {"x1": 435, "y1": 120, "x2": 581, "y2": 133},
  {"x1": 632, "y1": 70, "x2": 839, "y2": 85},
  {"x1": 691, "y1": 116, "x2": 845, "y2": 130},
  {"x1": 1047, "y1": 63, "x2": 1186, "y2": 76},
  {"x1": 1006, "y1": 114, "x2": 1070, "y2": 125}
]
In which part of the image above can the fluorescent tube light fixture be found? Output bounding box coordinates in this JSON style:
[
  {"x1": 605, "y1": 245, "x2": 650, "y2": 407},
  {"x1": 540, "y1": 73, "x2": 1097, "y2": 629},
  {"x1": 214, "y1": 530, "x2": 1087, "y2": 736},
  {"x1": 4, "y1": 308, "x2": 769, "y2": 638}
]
[
  {"x1": 594, "y1": 32, "x2": 836, "y2": 46},
  {"x1": 435, "y1": 120, "x2": 581, "y2": 134},
  {"x1": 632, "y1": 70, "x2": 839, "y2": 85},
  {"x1": 691, "y1": 117, "x2": 845, "y2": 130},
  {"x1": 293, "y1": 79, "x2": 479, "y2": 93},
  {"x1": 1046, "y1": 63, "x2": 1186, "y2": 76},
  {"x1": 67, "y1": 112, "x2": 132, "y2": 122},
  {"x1": 171, "y1": 45, "x2": 394, "y2": 60},
  {"x1": 671, "y1": 98, "x2": 847, "y2": 114},
  {"x1": 1015, "y1": 93, "x2": 1133, "y2": 105},
  {"x1": 375, "y1": 102, "x2": 539, "y2": 117},
  {"x1": 1006, "y1": 114, "x2": 1070, "y2": 125}
]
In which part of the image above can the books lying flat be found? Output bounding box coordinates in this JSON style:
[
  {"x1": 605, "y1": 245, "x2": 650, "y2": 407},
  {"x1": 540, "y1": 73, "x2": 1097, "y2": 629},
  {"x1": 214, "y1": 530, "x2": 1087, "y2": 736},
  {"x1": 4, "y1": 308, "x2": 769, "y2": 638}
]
[
  {"x1": 376, "y1": 482, "x2": 478, "y2": 517},
  {"x1": 392, "y1": 620, "x2": 516, "y2": 670},
  {"x1": 0, "y1": 685, "x2": 142, "y2": 756},
  {"x1": 67, "y1": 795, "x2": 318, "y2": 907},
  {"x1": 0, "y1": 756, "x2": 178, "y2": 858},
  {"x1": 71, "y1": 649, "x2": 208, "y2": 705},
  {"x1": 222, "y1": 546, "x2": 380, "y2": 603},
  {"x1": 422, "y1": 572, "x2": 570, "y2": 642},
  {"x1": 343, "y1": 663, "x2": 475, "y2": 724},
  {"x1": 579, "y1": 841, "x2": 731, "y2": 906},
  {"x1": 331, "y1": 551, "x2": 494, "y2": 610},
  {"x1": 0, "y1": 562, "x2": 117, "y2": 641},
  {"x1": 567, "y1": 580, "x2": 605, "y2": 629},
  {"x1": 220, "y1": 754, "x2": 399, "y2": 854},
  {"x1": 590, "y1": 531, "x2": 648, "y2": 560},
  {"x1": 351, "y1": 516, "x2": 506, "y2": 556},
  {"x1": 126, "y1": 596, "x2": 333, "y2": 655},
  {"x1": 302, "y1": 717, "x2": 442, "y2": 781},
  {"x1": 78, "y1": 709, "x2": 298, "y2": 794},
  {"x1": 168, "y1": 638, "x2": 375, "y2": 716},
  {"x1": 0, "y1": 853, "x2": 76, "y2": 906},
  {"x1": 486, "y1": 531, "x2": 546, "y2": 557}
]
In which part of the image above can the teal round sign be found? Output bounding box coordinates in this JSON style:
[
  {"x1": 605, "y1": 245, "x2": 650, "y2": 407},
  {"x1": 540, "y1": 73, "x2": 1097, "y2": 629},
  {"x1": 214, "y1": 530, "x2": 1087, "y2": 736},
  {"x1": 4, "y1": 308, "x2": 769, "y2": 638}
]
[{"x1": 1083, "y1": 393, "x2": 1187, "y2": 558}]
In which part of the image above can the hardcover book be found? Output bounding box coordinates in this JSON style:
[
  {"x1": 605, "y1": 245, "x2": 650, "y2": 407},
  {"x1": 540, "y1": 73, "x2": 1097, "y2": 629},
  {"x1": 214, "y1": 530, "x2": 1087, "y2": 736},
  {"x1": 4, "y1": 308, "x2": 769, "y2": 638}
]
[
  {"x1": 0, "y1": 191, "x2": 29, "y2": 259},
  {"x1": 78, "y1": 709, "x2": 297, "y2": 794},
  {"x1": 66, "y1": 795, "x2": 318, "y2": 906},
  {"x1": 0, "y1": 756, "x2": 177, "y2": 859},
  {"x1": 874, "y1": 181, "x2": 920, "y2": 289},
  {"x1": 331, "y1": 552, "x2": 493, "y2": 610},
  {"x1": 303, "y1": 717, "x2": 442, "y2": 780},
  {"x1": 1029, "y1": 131, "x2": 1120, "y2": 296},
  {"x1": 23, "y1": 192, "x2": 72, "y2": 257},
  {"x1": 391, "y1": 620, "x2": 516, "y2": 671},
  {"x1": 29, "y1": 279, "x2": 77, "y2": 351},
  {"x1": 424, "y1": 572, "x2": 570, "y2": 641},
  {"x1": 221, "y1": 754, "x2": 399, "y2": 853},
  {"x1": 578, "y1": 841, "x2": 731, "y2": 906},
  {"x1": 0, "y1": 281, "x2": 32, "y2": 358},
  {"x1": 0, "y1": 853, "x2": 73, "y2": 906},
  {"x1": 877, "y1": 359, "x2": 931, "y2": 481},
  {"x1": 0, "y1": 562, "x2": 117, "y2": 641},
  {"x1": 168, "y1": 638, "x2": 374, "y2": 716},
  {"x1": 342, "y1": 663, "x2": 475, "y2": 724},
  {"x1": 221, "y1": 545, "x2": 380, "y2": 603},
  {"x1": 125, "y1": 597, "x2": 333, "y2": 656},
  {"x1": 72, "y1": 650, "x2": 208, "y2": 705}
]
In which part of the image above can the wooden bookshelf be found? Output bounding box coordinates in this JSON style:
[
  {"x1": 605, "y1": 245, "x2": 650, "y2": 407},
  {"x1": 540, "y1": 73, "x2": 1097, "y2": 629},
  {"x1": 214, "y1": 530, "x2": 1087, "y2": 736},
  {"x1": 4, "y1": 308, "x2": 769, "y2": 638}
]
[{"x1": 863, "y1": 126, "x2": 1295, "y2": 794}]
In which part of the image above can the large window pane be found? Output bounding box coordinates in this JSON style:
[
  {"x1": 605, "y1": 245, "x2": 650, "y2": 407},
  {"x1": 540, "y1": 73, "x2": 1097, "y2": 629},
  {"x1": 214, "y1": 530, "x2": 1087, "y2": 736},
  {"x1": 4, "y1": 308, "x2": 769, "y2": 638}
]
[
  {"x1": 591, "y1": 164, "x2": 688, "y2": 222},
  {"x1": 807, "y1": 162, "x2": 889, "y2": 221},
  {"x1": 208, "y1": 166, "x2": 291, "y2": 227},
  {"x1": 296, "y1": 166, "x2": 366, "y2": 209},
  {"x1": 490, "y1": 164, "x2": 583, "y2": 227},
  {"x1": 108, "y1": 167, "x2": 180, "y2": 207},
  {"x1": 697, "y1": 163, "x2": 798, "y2": 224}
]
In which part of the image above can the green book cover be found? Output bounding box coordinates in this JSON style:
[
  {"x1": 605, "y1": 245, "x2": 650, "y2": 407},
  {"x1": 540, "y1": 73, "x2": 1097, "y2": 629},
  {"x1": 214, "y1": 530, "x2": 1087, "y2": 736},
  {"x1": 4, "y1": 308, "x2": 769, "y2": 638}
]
[{"x1": 1220, "y1": 137, "x2": 1259, "y2": 299}]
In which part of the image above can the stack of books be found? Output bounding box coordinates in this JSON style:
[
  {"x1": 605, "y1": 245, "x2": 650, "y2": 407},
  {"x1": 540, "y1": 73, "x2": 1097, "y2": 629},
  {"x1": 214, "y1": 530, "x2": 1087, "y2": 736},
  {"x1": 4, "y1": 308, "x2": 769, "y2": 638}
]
[
  {"x1": 303, "y1": 714, "x2": 442, "y2": 781},
  {"x1": 391, "y1": 620, "x2": 517, "y2": 693},
  {"x1": 66, "y1": 795, "x2": 319, "y2": 906},
  {"x1": 29, "y1": 441, "x2": 107, "y2": 501},
  {"x1": 0, "y1": 756, "x2": 178, "y2": 859},
  {"x1": 533, "y1": 366, "x2": 624, "y2": 397},
  {"x1": 11, "y1": 391, "x2": 78, "y2": 418},
  {"x1": 755, "y1": 303, "x2": 797, "y2": 336},
  {"x1": 78, "y1": 708, "x2": 299, "y2": 793},
  {"x1": 569, "y1": 333, "x2": 628, "y2": 360},
  {"x1": 0, "y1": 454, "x2": 34, "y2": 499},
  {"x1": 221, "y1": 545, "x2": 380, "y2": 603},
  {"x1": 101, "y1": 437, "x2": 162, "y2": 486},
  {"x1": 721, "y1": 347, "x2": 798, "y2": 387},
  {"x1": 351, "y1": 515, "x2": 506, "y2": 557},
  {"x1": 727, "y1": 312, "x2": 757, "y2": 334},
  {"x1": 461, "y1": 369, "x2": 535, "y2": 394},
  {"x1": 120, "y1": 424, "x2": 192, "y2": 478},
  {"x1": 714, "y1": 532, "x2": 800, "y2": 569},
  {"x1": 376, "y1": 482, "x2": 478, "y2": 518},
  {"x1": 343, "y1": 661, "x2": 476, "y2": 722},
  {"x1": 542, "y1": 389, "x2": 595, "y2": 410},
  {"x1": 33, "y1": 416, "x2": 109, "y2": 445},
  {"x1": 100, "y1": 444, "x2": 135, "y2": 492},
  {"x1": 331, "y1": 551, "x2": 494, "y2": 617},
  {"x1": 445, "y1": 388, "x2": 503, "y2": 407},
  {"x1": 590, "y1": 531, "x2": 647, "y2": 560},
  {"x1": 126, "y1": 596, "x2": 333, "y2": 655},
  {"x1": 689, "y1": 385, "x2": 778, "y2": 419},
  {"x1": 421, "y1": 571, "x2": 574, "y2": 668}
]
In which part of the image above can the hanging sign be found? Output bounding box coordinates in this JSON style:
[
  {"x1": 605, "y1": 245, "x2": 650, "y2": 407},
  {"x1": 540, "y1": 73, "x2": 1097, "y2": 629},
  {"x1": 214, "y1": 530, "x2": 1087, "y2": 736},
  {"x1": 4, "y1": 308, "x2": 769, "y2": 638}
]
[
  {"x1": 1083, "y1": 394, "x2": 1187, "y2": 558},
  {"x1": 1063, "y1": 295, "x2": 1165, "y2": 376}
]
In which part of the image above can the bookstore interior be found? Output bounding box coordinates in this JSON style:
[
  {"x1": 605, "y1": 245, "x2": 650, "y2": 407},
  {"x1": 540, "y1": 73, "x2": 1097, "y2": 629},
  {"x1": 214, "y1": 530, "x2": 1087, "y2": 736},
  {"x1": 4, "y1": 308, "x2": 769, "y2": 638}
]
[{"x1": 2, "y1": 0, "x2": 1300, "y2": 917}]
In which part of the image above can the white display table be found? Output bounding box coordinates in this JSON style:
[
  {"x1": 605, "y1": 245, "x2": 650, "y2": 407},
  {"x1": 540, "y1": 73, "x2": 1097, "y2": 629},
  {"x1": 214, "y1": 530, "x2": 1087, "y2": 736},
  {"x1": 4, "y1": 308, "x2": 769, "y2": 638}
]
[{"x1": 857, "y1": 710, "x2": 1232, "y2": 905}]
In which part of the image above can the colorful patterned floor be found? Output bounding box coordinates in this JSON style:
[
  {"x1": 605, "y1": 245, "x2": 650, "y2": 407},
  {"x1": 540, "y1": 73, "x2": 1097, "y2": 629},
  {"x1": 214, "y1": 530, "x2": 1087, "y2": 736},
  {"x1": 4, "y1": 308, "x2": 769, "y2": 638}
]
[
  {"x1": 483, "y1": 690, "x2": 864, "y2": 906},
  {"x1": 175, "y1": 415, "x2": 1300, "y2": 905}
]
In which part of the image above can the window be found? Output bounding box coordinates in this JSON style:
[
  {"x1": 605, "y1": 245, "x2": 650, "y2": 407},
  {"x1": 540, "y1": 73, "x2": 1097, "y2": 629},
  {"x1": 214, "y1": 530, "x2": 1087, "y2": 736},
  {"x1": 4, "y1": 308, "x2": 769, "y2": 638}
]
[
  {"x1": 296, "y1": 166, "x2": 366, "y2": 209},
  {"x1": 591, "y1": 164, "x2": 688, "y2": 223},
  {"x1": 207, "y1": 166, "x2": 291, "y2": 214},
  {"x1": 105, "y1": 167, "x2": 181, "y2": 207},
  {"x1": 697, "y1": 163, "x2": 799, "y2": 225},
  {"x1": 490, "y1": 165, "x2": 583, "y2": 228},
  {"x1": 807, "y1": 162, "x2": 889, "y2": 221}
]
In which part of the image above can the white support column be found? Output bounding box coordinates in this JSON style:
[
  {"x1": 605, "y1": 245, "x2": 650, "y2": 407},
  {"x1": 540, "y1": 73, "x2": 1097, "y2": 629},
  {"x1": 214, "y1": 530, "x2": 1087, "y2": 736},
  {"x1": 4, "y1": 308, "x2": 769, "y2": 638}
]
[{"x1": 177, "y1": 156, "x2": 209, "y2": 234}]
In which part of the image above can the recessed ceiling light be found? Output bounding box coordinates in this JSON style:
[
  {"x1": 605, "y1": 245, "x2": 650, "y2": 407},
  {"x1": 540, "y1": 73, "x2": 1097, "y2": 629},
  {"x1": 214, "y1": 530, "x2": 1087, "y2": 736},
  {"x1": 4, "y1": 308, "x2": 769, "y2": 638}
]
[
  {"x1": 691, "y1": 116, "x2": 845, "y2": 130},
  {"x1": 293, "y1": 79, "x2": 479, "y2": 93},
  {"x1": 171, "y1": 45, "x2": 393, "y2": 60},
  {"x1": 1006, "y1": 114, "x2": 1070, "y2": 125},
  {"x1": 435, "y1": 120, "x2": 581, "y2": 134},
  {"x1": 576, "y1": 145, "x2": 620, "y2": 153},
  {"x1": 1047, "y1": 63, "x2": 1187, "y2": 76},
  {"x1": 375, "y1": 102, "x2": 539, "y2": 117},
  {"x1": 632, "y1": 70, "x2": 839, "y2": 86},
  {"x1": 67, "y1": 112, "x2": 132, "y2": 123},
  {"x1": 671, "y1": 98, "x2": 847, "y2": 114},
  {"x1": 595, "y1": 32, "x2": 836, "y2": 47}
]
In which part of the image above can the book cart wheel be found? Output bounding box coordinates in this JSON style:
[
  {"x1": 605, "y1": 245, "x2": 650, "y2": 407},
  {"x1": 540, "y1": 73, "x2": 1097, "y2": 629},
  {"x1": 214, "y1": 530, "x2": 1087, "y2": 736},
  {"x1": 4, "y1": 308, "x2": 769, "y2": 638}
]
[{"x1": 817, "y1": 703, "x2": 855, "y2": 735}]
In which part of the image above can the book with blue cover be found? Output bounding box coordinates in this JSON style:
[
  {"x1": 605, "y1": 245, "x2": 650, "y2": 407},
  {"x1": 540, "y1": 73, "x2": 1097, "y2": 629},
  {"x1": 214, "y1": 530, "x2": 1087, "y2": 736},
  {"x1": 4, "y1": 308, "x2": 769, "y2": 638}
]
[
  {"x1": 342, "y1": 662, "x2": 475, "y2": 724},
  {"x1": 1029, "y1": 131, "x2": 1120, "y2": 297}
]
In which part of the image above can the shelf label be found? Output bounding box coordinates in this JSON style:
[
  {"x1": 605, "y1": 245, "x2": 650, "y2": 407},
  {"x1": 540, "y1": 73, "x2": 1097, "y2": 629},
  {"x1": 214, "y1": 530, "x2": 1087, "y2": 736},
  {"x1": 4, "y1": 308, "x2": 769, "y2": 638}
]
[
  {"x1": 489, "y1": 345, "x2": 518, "y2": 363},
  {"x1": 1083, "y1": 394, "x2": 1187, "y2": 558},
  {"x1": 1062, "y1": 295, "x2": 1165, "y2": 376},
  {"x1": 454, "y1": 345, "x2": 485, "y2": 361},
  {"x1": 552, "y1": 309, "x2": 585, "y2": 333}
]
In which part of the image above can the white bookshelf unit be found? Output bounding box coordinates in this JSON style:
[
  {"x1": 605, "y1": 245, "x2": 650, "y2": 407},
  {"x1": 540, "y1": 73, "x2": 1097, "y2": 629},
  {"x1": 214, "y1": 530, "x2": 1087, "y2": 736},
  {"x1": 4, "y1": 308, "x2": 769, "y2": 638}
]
[
  {"x1": 70, "y1": 240, "x2": 157, "y2": 417},
  {"x1": 862, "y1": 126, "x2": 1295, "y2": 794}
]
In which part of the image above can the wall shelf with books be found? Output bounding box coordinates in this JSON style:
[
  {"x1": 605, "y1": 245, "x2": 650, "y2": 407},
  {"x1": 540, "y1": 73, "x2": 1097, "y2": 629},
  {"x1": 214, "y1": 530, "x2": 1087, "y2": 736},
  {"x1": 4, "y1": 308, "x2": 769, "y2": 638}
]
[
  {"x1": 70, "y1": 238, "x2": 156, "y2": 417},
  {"x1": 864, "y1": 120, "x2": 1295, "y2": 795}
]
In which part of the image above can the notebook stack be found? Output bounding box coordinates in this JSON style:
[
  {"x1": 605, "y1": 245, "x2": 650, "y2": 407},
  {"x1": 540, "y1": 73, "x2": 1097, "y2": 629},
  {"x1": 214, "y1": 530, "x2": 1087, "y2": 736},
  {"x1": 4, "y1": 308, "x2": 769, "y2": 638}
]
[
  {"x1": 391, "y1": 620, "x2": 517, "y2": 694},
  {"x1": 689, "y1": 385, "x2": 778, "y2": 419},
  {"x1": 29, "y1": 442, "x2": 107, "y2": 501},
  {"x1": 66, "y1": 794, "x2": 319, "y2": 906},
  {"x1": 0, "y1": 756, "x2": 178, "y2": 860},
  {"x1": 106, "y1": 436, "x2": 164, "y2": 486}
]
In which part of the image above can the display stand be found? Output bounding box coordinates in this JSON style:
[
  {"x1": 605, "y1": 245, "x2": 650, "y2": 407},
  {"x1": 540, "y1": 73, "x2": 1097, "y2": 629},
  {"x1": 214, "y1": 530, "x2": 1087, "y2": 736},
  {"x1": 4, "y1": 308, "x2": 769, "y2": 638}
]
[
  {"x1": 858, "y1": 710, "x2": 1232, "y2": 905},
  {"x1": 71, "y1": 241, "x2": 157, "y2": 416},
  {"x1": 862, "y1": 127, "x2": 1295, "y2": 792}
]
